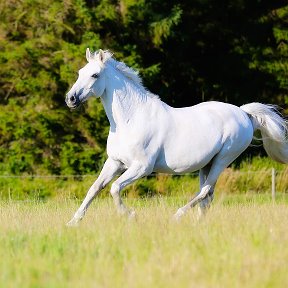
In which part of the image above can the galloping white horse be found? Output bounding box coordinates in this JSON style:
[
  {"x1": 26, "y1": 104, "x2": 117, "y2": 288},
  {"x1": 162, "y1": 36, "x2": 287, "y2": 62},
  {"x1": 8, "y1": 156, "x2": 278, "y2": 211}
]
[{"x1": 66, "y1": 48, "x2": 288, "y2": 225}]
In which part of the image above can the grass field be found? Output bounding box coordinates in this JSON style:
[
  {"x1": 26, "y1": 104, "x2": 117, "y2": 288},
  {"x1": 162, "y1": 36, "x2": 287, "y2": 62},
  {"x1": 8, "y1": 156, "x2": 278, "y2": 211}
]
[{"x1": 1, "y1": 195, "x2": 288, "y2": 288}]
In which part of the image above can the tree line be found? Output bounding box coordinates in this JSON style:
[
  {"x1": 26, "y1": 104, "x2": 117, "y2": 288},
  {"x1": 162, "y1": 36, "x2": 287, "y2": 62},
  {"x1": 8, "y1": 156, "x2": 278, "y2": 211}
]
[{"x1": 0, "y1": 0, "x2": 287, "y2": 175}]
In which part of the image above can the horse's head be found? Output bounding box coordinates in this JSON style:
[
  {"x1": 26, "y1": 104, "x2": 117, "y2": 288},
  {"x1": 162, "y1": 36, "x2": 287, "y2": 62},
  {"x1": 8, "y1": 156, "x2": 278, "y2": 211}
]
[{"x1": 66, "y1": 48, "x2": 108, "y2": 109}]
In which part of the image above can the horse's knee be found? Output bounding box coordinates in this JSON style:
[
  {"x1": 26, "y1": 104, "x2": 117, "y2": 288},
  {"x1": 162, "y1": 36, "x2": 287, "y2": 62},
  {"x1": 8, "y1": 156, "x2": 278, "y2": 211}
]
[
  {"x1": 199, "y1": 186, "x2": 214, "y2": 211},
  {"x1": 110, "y1": 182, "x2": 120, "y2": 197},
  {"x1": 198, "y1": 185, "x2": 212, "y2": 200}
]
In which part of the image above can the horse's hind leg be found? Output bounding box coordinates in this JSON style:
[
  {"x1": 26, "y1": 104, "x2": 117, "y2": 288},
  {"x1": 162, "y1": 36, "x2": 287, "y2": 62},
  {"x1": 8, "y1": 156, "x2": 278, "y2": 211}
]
[
  {"x1": 198, "y1": 188, "x2": 214, "y2": 217},
  {"x1": 174, "y1": 141, "x2": 250, "y2": 220},
  {"x1": 198, "y1": 165, "x2": 215, "y2": 218},
  {"x1": 174, "y1": 163, "x2": 216, "y2": 220}
]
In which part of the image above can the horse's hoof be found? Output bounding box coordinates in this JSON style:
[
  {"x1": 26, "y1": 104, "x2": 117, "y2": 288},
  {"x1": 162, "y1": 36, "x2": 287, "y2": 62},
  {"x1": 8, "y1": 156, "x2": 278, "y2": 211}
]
[
  {"x1": 173, "y1": 208, "x2": 185, "y2": 222},
  {"x1": 128, "y1": 210, "x2": 136, "y2": 220},
  {"x1": 66, "y1": 218, "x2": 80, "y2": 227}
]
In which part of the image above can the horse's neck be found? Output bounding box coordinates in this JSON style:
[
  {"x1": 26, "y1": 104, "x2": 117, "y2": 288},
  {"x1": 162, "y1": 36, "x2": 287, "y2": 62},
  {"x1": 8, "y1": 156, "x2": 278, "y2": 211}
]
[{"x1": 101, "y1": 69, "x2": 151, "y2": 130}]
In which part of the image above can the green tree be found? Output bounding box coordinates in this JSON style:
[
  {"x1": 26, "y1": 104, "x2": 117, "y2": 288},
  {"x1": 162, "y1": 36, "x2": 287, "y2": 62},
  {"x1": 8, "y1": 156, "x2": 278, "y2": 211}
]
[
  {"x1": 0, "y1": 0, "x2": 107, "y2": 174},
  {"x1": 0, "y1": 0, "x2": 287, "y2": 175}
]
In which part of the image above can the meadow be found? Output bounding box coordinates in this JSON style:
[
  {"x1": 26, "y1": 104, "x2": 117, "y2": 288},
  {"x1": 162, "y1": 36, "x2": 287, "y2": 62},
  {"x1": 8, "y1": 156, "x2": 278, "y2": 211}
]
[
  {"x1": 1, "y1": 195, "x2": 288, "y2": 288},
  {"x1": 1, "y1": 157, "x2": 288, "y2": 287}
]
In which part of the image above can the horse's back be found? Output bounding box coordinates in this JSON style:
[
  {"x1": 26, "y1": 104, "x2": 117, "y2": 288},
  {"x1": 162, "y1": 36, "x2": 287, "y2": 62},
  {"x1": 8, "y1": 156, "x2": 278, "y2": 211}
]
[
  {"x1": 171, "y1": 101, "x2": 252, "y2": 138},
  {"x1": 153, "y1": 101, "x2": 253, "y2": 173}
]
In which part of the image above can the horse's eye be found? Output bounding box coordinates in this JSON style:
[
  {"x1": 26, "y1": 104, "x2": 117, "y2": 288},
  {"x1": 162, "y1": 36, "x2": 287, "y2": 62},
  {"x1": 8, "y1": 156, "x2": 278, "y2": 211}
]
[{"x1": 91, "y1": 73, "x2": 98, "y2": 79}]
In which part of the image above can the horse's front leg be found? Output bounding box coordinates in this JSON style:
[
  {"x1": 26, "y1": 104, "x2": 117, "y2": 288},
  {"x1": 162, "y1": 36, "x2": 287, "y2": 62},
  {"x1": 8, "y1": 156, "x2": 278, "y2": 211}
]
[
  {"x1": 67, "y1": 158, "x2": 122, "y2": 226},
  {"x1": 110, "y1": 162, "x2": 152, "y2": 217}
]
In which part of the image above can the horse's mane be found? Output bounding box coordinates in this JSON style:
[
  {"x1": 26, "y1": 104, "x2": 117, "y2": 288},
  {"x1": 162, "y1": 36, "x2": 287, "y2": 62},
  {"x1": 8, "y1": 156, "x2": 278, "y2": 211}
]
[{"x1": 101, "y1": 50, "x2": 159, "y2": 100}]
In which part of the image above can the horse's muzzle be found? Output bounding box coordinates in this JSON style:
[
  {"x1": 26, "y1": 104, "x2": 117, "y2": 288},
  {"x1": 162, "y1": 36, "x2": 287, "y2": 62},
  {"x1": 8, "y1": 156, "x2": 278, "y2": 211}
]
[{"x1": 66, "y1": 93, "x2": 80, "y2": 109}]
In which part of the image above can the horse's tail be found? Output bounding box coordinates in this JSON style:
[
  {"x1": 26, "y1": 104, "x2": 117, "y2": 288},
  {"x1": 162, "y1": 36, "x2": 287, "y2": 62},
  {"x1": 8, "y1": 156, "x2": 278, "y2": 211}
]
[{"x1": 240, "y1": 103, "x2": 288, "y2": 164}]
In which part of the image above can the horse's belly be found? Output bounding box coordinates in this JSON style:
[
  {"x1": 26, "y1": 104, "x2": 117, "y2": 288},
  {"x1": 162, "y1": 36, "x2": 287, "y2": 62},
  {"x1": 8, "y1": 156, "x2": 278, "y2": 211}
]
[
  {"x1": 153, "y1": 160, "x2": 208, "y2": 174},
  {"x1": 153, "y1": 140, "x2": 222, "y2": 174}
]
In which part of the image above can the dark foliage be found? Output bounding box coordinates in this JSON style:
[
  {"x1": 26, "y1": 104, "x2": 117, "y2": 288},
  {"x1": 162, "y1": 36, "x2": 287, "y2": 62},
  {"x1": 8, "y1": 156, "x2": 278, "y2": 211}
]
[{"x1": 0, "y1": 0, "x2": 287, "y2": 174}]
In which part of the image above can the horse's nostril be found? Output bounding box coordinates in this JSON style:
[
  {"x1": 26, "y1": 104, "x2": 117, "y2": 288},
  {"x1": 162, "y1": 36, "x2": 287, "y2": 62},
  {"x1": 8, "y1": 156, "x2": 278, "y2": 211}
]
[{"x1": 70, "y1": 95, "x2": 76, "y2": 103}]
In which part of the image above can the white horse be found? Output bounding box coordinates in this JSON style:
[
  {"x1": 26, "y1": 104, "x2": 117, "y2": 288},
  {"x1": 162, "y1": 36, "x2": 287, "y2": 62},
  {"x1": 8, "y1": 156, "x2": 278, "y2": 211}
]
[{"x1": 65, "y1": 48, "x2": 288, "y2": 225}]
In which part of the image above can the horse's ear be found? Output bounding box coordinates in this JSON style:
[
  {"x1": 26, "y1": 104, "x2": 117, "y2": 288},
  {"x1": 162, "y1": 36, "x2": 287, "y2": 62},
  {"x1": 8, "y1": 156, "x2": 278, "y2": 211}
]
[
  {"x1": 98, "y1": 49, "x2": 105, "y2": 63},
  {"x1": 86, "y1": 48, "x2": 92, "y2": 62}
]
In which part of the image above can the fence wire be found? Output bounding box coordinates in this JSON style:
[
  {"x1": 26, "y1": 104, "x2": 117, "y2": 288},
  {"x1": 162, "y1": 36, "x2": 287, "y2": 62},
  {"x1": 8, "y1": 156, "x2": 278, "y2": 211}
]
[{"x1": 0, "y1": 168, "x2": 279, "y2": 179}]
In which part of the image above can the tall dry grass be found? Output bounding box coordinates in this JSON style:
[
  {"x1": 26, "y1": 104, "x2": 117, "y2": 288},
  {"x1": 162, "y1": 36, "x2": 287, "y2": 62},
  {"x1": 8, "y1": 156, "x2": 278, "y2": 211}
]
[{"x1": 0, "y1": 196, "x2": 288, "y2": 287}]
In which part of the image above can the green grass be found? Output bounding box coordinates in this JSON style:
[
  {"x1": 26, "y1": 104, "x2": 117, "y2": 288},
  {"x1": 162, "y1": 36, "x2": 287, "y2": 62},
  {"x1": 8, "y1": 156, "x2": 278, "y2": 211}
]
[
  {"x1": 0, "y1": 157, "x2": 287, "y2": 201},
  {"x1": 1, "y1": 195, "x2": 288, "y2": 288}
]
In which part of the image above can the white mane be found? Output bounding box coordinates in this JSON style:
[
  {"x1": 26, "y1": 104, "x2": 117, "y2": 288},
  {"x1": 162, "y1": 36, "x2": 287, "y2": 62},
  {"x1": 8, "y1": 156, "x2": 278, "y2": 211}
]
[{"x1": 101, "y1": 50, "x2": 159, "y2": 100}]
